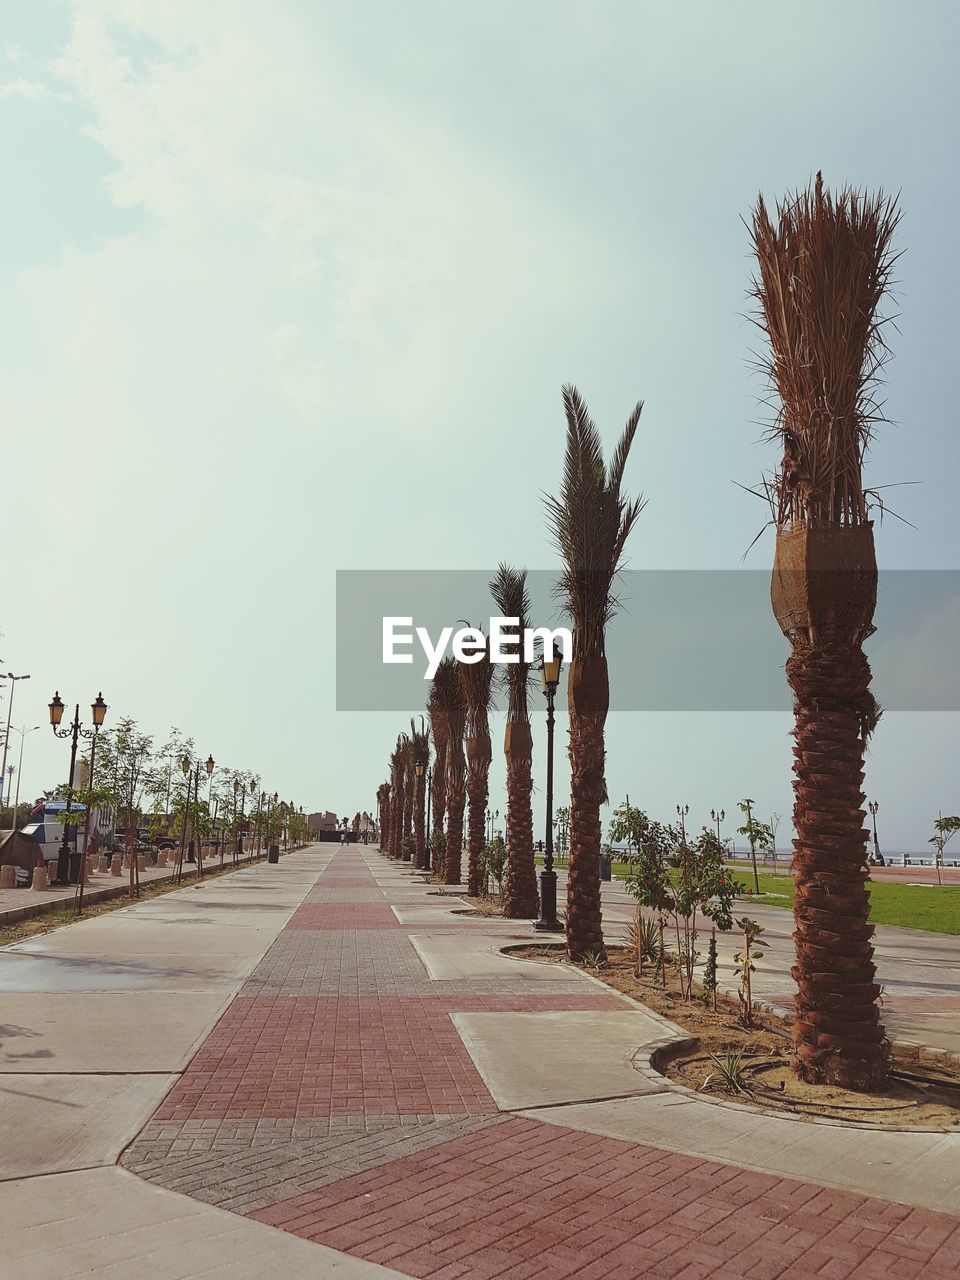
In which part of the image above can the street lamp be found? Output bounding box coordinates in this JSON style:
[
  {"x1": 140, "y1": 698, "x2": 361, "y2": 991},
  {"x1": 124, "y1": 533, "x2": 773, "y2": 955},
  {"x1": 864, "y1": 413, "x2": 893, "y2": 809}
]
[
  {"x1": 1, "y1": 673, "x2": 31, "y2": 808},
  {"x1": 49, "y1": 691, "x2": 107, "y2": 884},
  {"x1": 676, "y1": 803, "x2": 689, "y2": 845},
  {"x1": 9, "y1": 725, "x2": 40, "y2": 828},
  {"x1": 710, "y1": 808, "x2": 725, "y2": 848},
  {"x1": 424, "y1": 766, "x2": 433, "y2": 869},
  {"x1": 175, "y1": 752, "x2": 214, "y2": 881},
  {"x1": 535, "y1": 645, "x2": 564, "y2": 933},
  {"x1": 414, "y1": 761, "x2": 425, "y2": 863},
  {"x1": 868, "y1": 800, "x2": 881, "y2": 863}
]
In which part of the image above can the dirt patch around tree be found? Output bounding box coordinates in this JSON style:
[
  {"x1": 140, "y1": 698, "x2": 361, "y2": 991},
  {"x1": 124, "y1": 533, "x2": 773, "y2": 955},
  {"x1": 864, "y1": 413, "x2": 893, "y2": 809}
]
[{"x1": 507, "y1": 942, "x2": 960, "y2": 1130}]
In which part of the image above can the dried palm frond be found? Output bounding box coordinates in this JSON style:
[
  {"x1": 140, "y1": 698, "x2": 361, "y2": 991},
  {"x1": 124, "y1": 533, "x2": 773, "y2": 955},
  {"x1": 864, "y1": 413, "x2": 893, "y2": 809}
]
[
  {"x1": 489, "y1": 563, "x2": 532, "y2": 723},
  {"x1": 544, "y1": 385, "x2": 646, "y2": 658},
  {"x1": 750, "y1": 172, "x2": 901, "y2": 531}
]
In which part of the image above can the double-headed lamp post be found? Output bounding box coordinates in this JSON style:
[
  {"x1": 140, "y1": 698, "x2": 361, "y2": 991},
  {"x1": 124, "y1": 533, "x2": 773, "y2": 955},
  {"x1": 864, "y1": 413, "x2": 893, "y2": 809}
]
[
  {"x1": 535, "y1": 646, "x2": 564, "y2": 933},
  {"x1": 710, "y1": 808, "x2": 725, "y2": 848},
  {"x1": 49, "y1": 691, "x2": 107, "y2": 884}
]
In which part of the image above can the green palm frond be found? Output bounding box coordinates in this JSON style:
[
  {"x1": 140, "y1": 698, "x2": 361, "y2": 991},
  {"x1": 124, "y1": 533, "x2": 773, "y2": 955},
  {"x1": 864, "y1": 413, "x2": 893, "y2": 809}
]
[
  {"x1": 489, "y1": 563, "x2": 532, "y2": 723},
  {"x1": 544, "y1": 384, "x2": 646, "y2": 658},
  {"x1": 459, "y1": 627, "x2": 495, "y2": 739}
]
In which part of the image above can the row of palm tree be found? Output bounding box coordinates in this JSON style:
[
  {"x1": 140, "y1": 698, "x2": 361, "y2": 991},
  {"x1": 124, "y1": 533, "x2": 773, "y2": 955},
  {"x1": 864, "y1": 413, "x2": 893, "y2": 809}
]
[
  {"x1": 376, "y1": 568, "x2": 545, "y2": 919},
  {"x1": 374, "y1": 175, "x2": 900, "y2": 1091}
]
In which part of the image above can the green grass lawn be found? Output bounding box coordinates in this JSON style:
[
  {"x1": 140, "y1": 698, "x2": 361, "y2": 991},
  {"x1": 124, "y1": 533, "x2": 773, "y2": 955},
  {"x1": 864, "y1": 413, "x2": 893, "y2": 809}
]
[
  {"x1": 541, "y1": 856, "x2": 960, "y2": 936},
  {"x1": 739, "y1": 870, "x2": 960, "y2": 936}
]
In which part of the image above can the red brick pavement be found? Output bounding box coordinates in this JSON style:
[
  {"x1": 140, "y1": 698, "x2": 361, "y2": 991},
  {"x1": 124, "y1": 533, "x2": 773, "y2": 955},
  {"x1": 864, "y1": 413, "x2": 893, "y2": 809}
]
[
  {"x1": 287, "y1": 902, "x2": 402, "y2": 930},
  {"x1": 156, "y1": 992, "x2": 620, "y2": 1121},
  {"x1": 125, "y1": 847, "x2": 960, "y2": 1279},
  {"x1": 253, "y1": 1116, "x2": 960, "y2": 1280}
]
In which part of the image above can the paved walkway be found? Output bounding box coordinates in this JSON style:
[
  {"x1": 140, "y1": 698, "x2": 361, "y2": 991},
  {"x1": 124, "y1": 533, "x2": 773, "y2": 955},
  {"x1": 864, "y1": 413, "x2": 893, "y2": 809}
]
[{"x1": 2, "y1": 844, "x2": 959, "y2": 1278}]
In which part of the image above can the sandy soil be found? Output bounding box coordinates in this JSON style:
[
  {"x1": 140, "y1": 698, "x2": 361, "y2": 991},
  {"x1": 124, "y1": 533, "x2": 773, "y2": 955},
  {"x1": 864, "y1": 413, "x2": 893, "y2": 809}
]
[{"x1": 509, "y1": 943, "x2": 960, "y2": 1129}]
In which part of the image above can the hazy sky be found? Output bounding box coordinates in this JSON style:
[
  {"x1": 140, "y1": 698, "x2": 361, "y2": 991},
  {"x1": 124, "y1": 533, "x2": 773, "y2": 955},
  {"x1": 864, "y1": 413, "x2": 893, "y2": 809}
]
[{"x1": 2, "y1": 1, "x2": 958, "y2": 850}]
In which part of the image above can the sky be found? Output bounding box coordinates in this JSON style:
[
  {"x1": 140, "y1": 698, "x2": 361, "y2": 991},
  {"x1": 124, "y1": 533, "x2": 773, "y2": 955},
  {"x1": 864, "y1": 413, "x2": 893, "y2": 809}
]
[{"x1": 1, "y1": 0, "x2": 958, "y2": 851}]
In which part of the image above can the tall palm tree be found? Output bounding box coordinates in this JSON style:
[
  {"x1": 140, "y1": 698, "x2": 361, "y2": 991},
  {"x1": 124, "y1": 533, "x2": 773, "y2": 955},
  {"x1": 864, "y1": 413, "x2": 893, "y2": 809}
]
[
  {"x1": 545, "y1": 385, "x2": 645, "y2": 962},
  {"x1": 428, "y1": 686, "x2": 448, "y2": 865},
  {"x1": 410, "y1": 717, "x2": 430, "y2": 867},
  {"x1": 432, "y1": 656, "x2": 465, "y2": 885},
  {"x1": 377, "y1": 782, "x2": 391, "y2": 853},
  {"x1": 389, "y1": 737, "x2": 407, "y2": 859},
  {"x1": 401, "y1": 738, "x2": 415, "y2": 860},
  {"x1": 751, "y1": 174, "x2": 899, "y2": 1089},
  {"x1": 490, "y1": 565, "x2": 539, "y2": 918},
  {"x1": 460, "y1": 632, "x2": 495, "y2": 898}
]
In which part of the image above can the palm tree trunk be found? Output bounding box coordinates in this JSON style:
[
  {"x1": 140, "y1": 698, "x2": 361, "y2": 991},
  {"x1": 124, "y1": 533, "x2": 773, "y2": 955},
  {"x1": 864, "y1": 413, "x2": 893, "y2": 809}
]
[
  {"x1": 444, "y1": 749, "x2": 465, "y2": 886},
  {"x1": 432, "y1": 740, "x2": 447, "y2": 836},
  {"x1": 413, "y1": 772, "x2": 426, "y2": 868},
  {"x1": 787, "y1": 643, "x2": 886, "y2": 1088},
  {"x1": 566, "y1": 658, "x2": 608, "y2": 962},
  {"x1": 402, "y1": 772, "x2": 413, "y2": 861},
  {"x1": 391, "y1": 777, "x2": 403, "y2": 859},
  {"x1": 502, "y1": 722, "x2": 538, "y2": 918},
  {"x1": 465, "y1": 737, "x2": 490, "y2": 898}
]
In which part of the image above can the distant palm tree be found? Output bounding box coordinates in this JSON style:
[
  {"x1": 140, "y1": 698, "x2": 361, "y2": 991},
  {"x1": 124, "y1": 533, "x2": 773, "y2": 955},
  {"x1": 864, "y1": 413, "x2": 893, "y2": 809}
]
[
  {"x1": 490, "y1": 565, "x2": 538, "y2": 918},
  {"x1": 410, "y1": 717, "x2": 430, "y2": 868},
  {"x1": 401, "y1": 737, "x2": 415, "y2": 860},
  {"x1": 377, "y1": 782, "x2": 390, "y2": 852},
  {"x1": 428, "y1": 685, "x2": 448, "y2": 861},
  {"x1": 545, "y1": 385, "x2": 645, "y2": 961},
  {"x1": 389, "y1": 736, "x2": 407, "y2": 859},
  {"x1": 460, "y1": 631, "x2": 494, "y2": 898},
  {"x1": 751, "y1": 174, "x2": 900, "y2": 1089},
  {"x1": 432, "y1": 656, "x2": 465, "y2": 885}
]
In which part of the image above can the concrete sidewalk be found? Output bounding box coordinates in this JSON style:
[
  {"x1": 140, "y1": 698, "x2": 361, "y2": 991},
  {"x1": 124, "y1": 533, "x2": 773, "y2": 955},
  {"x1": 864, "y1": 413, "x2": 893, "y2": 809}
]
[{"x1": 3, "y1": 844, "x2": 960, "y2": 1279}]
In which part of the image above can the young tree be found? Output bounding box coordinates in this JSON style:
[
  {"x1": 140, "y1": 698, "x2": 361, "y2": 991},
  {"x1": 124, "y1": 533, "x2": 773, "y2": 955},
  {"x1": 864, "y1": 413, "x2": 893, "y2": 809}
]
[
  {"x1": 737, "y1": 801, "x2": 774, "y2": 893},
  {"x1": 930, "y1": 814, "x2": 960, "y2": 886},
  {"x1": 545, "y1": 384, "x2": 645, "y2": 961}
]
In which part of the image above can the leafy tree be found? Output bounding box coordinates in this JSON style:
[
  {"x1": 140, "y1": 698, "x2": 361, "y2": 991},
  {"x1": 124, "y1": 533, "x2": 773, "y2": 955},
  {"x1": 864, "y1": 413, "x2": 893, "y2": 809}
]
[
  {"x1": 930, "y1": 815, "x2": 960, "y2": 886},
  {"x1": 623, "y1": 821, "x2": 742, "y2": 1001}
]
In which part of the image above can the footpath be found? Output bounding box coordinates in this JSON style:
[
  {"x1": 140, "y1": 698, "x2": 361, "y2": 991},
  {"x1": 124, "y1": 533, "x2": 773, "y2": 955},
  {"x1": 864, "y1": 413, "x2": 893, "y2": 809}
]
[{"x1": 1, "y1": 845, "x2": 959, "y2": 1279}]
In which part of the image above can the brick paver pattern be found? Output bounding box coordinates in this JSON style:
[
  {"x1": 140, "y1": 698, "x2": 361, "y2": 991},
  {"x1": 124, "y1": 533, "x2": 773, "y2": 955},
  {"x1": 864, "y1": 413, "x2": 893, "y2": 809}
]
[{"x1": 123, "y1": 849, "x2": 960, "y2": 1279}]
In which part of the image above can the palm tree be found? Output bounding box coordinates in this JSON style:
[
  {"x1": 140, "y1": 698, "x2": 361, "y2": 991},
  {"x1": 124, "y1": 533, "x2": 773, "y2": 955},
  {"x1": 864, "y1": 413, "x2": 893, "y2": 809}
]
[
  {"x1": 432, "y1": 656, "x2": 465, "y2": 885},
  {"x1": 490, "y1": 564, "x2": 538, "y2": 918},
  {"x1": 410, "y1": 717, "x2": 430, "y2": 867},
  {"x1": 750, "y1": 174, "x2": 899, "y2": 1089},
  {"x1": 460, "y1": 632, "x2": 494, "y2": 898},
  {"x1": 545, "y1": 385, "x2": 645, "y2": 962},
  {"x1": 428, "y1": 685, "x2": 448, "y2": 867},
  {"x1": 401, "y1": 738, "x2": 415, "y2": 860},
  {"x1": 389, "y1": 737, "x2": 407, "y2": 859},
  {"x1": 377, "y1": 782, "x2": 390, "y2": 852}
]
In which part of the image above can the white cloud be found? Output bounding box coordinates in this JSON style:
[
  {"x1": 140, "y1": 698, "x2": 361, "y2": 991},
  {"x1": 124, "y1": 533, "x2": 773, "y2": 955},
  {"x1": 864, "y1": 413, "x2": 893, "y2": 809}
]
[
  {"x1": 38, "y1": 3, "x2": 618, "y2": 429},
  {"x1": 0, "y1": 77, "x2": 70, "y2": 102}
]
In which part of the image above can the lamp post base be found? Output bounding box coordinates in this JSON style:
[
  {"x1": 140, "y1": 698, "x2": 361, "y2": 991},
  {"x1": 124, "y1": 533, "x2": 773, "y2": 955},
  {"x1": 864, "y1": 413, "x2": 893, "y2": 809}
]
[{"x1": 534, "y1": 868, "x2": 564, "y2": 932}]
